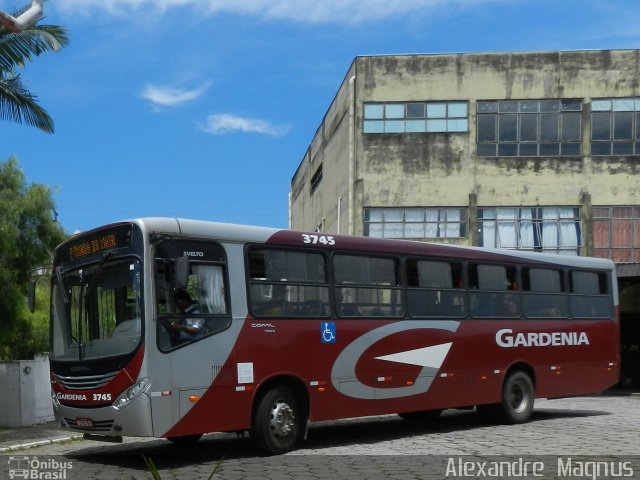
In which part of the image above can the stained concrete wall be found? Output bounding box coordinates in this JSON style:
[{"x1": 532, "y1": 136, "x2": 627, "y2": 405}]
[
  {"x1": 290, "y1": 49, "x2": 640, "y2": 243},
  {"x1": 0, "y1": 355, "x2": 54, "y2": 427}
]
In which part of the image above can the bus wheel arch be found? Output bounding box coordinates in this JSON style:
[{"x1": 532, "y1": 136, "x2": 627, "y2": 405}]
[{"x1": 251, "y1": 376, "x2": 309, "y2": 455}]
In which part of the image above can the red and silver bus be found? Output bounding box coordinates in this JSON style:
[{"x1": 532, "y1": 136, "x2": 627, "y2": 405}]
[{"x1": 49, "y1": 218, "x2": 619, "y2": 454}]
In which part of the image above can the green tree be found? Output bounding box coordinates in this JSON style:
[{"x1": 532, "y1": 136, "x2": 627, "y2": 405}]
[
  {"x1": 0, "y1": 157, "x2": 66, "y2": 359},
  {"x1": 0, "y1": 17, "x2": 69, "y2": 133}
]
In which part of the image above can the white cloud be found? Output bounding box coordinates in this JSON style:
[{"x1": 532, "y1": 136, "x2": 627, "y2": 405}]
[
  {"x1": 141, "y1": 83, "x2": 210, "y2": 107},
  {"x1": 53, "y1": 0, "x2": 498, "y2": 24},
  {"x1": 199, "y1": 113, "x2": 291, "y2": 136}
]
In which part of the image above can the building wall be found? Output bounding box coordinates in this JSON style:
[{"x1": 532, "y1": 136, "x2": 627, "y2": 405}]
[{"x1": 290, "y1": 50, "x2": 640, "y2": 259}]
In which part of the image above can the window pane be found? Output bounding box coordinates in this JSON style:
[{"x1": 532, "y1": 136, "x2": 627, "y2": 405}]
[
  {"x1": 520, "y1": 115, "x2": 538, "y2": 141},
  {"x1": 592, "y1": 100, "x2": 612, "y2": 111},
  {"x1": 477, "y1": 115, "x2": 496, "y2": 142},
  {"x1": 448, "y1": 102, "x2": 468, "y2": 118},
  {"x1": 426, "y1": 119, "x2": 447, "y2": 132},
  {"x1": 519, "y1": 143, "x2": 538, "y2": 156},
  {"x1": 562, "y1": 100, "x2": 582, "y2": 111},
  {"x1": 591, "y1": 142, "x2": 611, "y2": 156},
  {"x1": 540, "y1": 100, "x2": 560, "y2": 112},
  {"x1": 405, "y1": 208, "x2": 424, "y2": 222},
  {"x1": 477, "y1": 101, "x2": 497, "y2": 113},
  {"x1": 365, "y1": 208, "x2": 383, "y2": 222},
  {"x1": 613, "y1": 142, "x2": 634, "y2": 155},
  {"x1": 477, "y1": 143, "x2": 497, "y2": 156},
  {"x1": 498, "y1": 114, "x2": 518, "y2": 141},
  {"x1": 384, "y1": 208, "x2": 403, "y2": 221},
  {"x1": 613, "y1": 99, "x2": 635, "y2": 111},
  {"x1": 614, "y1": 112, "x2": 633, "y2": 140},
  {"x1": 561, "y1": 143, "x2": 581, "y2": 156},
  {"x1": 406, "y1": 103, "x2": 425, "y2": 118},
  {"x1": 540, "y1": 114, "x2": 559, "y2": 141},
  {"x1": 592, "y1": 112, "x2": 611, "y2": 140},
  {"x1": 520, "y1": 100, "x2": 538, "y2": 113},
  {"x1": 499, "y1": 101, "x2": 518, "y2": 113},
  {"x1": 540, "y1": 143, "x2": 560, "y2": 156},
  {"x1": 447, "y1": 119, "x2": 468, "y2": 132},
  {"x1": 427, "y1": 103, "x2": 447, "y2": 118},
  {"x1": 498, "y1": 143, "x2": 518, "y2": 156},
  {"x1": 404, "y1": 224, "x2": 424, "y2": 238},
  {"x1": 364, "y1": 104, "x2": 383, "y2": 119},
  {"x1": 384, "y1": 120, "x2": 404, "y2": 133},
  {"x1": 364, "y1": 120, "x2": 384, "y2": 133},
  {"x1": 562, "y1": 113, "x2": 581, "y2": 141},
  {"x1": 406, "y1": 120, "x2": 426, "y2": 132},
  {"x1": 385, "y1": 104, "x2": 404, "y2": 119}
]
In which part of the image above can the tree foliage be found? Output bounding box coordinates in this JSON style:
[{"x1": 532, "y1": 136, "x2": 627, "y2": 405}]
[
  {"x1": 0, "y1": 20, "x2": 69, "y2": 132},
  {"x1": 0, "y1": 157, "x2": 66, "y2": 359}
]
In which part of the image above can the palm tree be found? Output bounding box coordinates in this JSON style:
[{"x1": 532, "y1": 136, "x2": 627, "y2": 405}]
[{"x1": 0, "y1": 18, "x2": 69, "y2": 133}]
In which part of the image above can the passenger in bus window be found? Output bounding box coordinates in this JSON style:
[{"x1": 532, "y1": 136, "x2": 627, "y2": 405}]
[{"x1": 169, "y1": 290, "x2": 205, "y2": 343}]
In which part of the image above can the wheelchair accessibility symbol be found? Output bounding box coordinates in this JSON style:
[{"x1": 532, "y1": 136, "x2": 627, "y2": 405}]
[{"x1": 321, "y1": 322, "x2": 336, "y2": 343}]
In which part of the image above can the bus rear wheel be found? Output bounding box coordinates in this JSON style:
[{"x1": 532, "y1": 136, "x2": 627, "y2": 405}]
[
  {"x1": 252, "y1": 386, "x2": 300, "y2": 455},
  {"x1": 478, "y1": 371, "x2": 535, "y2": 424},
  {"x1": 502, "y1": 371, "x2": 534, "y2": 423}
]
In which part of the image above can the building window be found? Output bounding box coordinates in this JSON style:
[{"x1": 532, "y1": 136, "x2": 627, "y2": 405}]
[
  {"x1": 592, "y1": 206, "x2": 640, "y2": 262},
  {"x1": 310, "y1": 164, "x2": 322, "y2": 193},
  {"x1": 476, "y1": 100, "x2": 582, "y2": 157},
  {"x1": 591, "y1": 98, "x2": 640, "y2": 156},
  {"x1": 363, "y1": 207, "x2": 467, "y2": 239},
  {"x1": 478, "y1": 207, "x2": 581, "y2": 255},
  {"x1": 363, "y1": 101, "x2": 468, "y2": 134}
]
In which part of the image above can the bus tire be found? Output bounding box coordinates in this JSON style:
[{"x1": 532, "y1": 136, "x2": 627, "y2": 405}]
[
  {"x1": 252, "y1": 386, "x2": 300, "y2": 455},
  {"x1": 499, "y1": 371, "x2": 535, "y2": 424}
]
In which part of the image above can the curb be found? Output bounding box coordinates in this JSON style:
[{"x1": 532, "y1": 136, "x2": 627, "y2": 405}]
[{"x1": 0, "y1": 434, "x2": 83, "y2": 453}]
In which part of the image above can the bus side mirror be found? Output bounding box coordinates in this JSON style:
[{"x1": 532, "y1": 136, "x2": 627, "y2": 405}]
[
  {"x1": 174, "y1": 257, "x2": 189, "y2": 290},
  {"x1": 27, "y1": 280, "x2": 37, "y2": 313}
]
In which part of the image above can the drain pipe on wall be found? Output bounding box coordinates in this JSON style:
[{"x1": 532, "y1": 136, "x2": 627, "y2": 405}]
[{"x1": 348, "y1": 74, "x2": 356, "y2": 235}]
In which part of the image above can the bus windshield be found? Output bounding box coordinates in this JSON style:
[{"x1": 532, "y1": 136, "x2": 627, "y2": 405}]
[{"x1": 50, "y1": 257, "x2": 143, "y2": 362}]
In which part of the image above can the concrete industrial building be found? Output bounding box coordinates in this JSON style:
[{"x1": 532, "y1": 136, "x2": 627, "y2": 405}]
[{"x1": 290, "y1": 49, "x2": 640, "y2": 385}]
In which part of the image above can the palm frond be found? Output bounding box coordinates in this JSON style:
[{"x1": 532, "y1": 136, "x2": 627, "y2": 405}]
[
  {"x1": 0, "y1": 72, "x2": 53, "y2": 132},
  {"x1": 0, "y1": 24, "x2": 69, "y2": 72}
]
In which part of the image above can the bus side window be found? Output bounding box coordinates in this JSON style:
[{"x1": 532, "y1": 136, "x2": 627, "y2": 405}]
[
  {"x1": 522, "y1": 268, "x2": 568, "y2": 318},
  {"x1": 469, "y1": 264, "x2": 520, "y2": 318},
  {"x1": 406, "y1": 259, "x2": 466, "y2": 318},
  {"x1": 570, "y1": 271, "x2": 611, "y2": 318}
]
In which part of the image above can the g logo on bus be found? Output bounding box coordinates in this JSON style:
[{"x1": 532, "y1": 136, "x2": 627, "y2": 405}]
[{"x1": 331, "y1": 320, "x2": 459, "y2": 400}]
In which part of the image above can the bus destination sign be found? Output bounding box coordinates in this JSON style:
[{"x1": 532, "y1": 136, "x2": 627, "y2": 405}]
[{"x1": 65, "y1": 224, "x2": 132, "y2": 261}]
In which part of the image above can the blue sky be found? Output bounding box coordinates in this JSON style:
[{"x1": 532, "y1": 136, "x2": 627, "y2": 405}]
[{"x1": 1, "y1": 0, "x2": 639, "y2": 234}]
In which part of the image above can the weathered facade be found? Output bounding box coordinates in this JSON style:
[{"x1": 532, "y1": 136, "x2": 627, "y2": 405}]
[
  {"x1": 291, "y1": 50, "x2": 640, "y2": 263},
  {"x1": 291, "y1": 50, "x2": 640, "y2": 386}
]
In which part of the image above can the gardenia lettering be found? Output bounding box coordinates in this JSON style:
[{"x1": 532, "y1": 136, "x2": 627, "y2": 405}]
[{"x1": 496, "y1": 329, "x2": 589, "y2": 348}]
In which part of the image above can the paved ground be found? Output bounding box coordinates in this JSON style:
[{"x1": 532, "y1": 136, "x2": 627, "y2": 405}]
[{"x1": 0, "y1": 392, "x2": 639, "y2": 479}]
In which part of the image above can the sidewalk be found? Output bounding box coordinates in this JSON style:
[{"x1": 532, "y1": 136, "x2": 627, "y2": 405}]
[{"x1": 0, "y1": 421, "x2": 82, "y2": 453}]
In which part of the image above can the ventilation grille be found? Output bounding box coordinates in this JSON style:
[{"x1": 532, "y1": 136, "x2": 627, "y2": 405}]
[{"x1": 54, "y1": 371, "x2": 118, "y2": 390}]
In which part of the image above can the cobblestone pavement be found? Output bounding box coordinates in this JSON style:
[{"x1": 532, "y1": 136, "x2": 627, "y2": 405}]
[{"x1": 1, "y1": 394, "x2": 639, "y2": 479}]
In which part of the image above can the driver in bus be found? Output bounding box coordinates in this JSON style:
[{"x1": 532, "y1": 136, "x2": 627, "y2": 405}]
[{"x1": 169, "y1": 290, "x2": 205, "y2": 344}]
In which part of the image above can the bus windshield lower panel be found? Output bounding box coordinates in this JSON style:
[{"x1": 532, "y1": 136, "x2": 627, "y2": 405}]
[{"x1": 51, "y1": 257, "x2": 143, "y2": 362}]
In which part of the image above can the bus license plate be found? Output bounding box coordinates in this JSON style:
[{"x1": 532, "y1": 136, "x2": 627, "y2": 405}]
[{"x1": 76, "y1": 417, "x2": 94, "y2": 428}]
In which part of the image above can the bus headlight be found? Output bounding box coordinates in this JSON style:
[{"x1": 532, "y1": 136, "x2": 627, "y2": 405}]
[{"x1": 112, "y1": 377, "x2": 151, "y2": 411}]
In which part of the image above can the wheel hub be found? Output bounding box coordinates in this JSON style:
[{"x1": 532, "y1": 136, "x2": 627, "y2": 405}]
[{"x1": 269, "y1": 400, "x2": 295, "y2": 438}]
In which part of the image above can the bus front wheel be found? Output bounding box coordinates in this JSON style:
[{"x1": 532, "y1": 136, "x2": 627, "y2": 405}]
[{"x1": 252, "y1": 386, "x2": 300, "y2": 455}]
